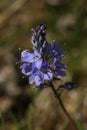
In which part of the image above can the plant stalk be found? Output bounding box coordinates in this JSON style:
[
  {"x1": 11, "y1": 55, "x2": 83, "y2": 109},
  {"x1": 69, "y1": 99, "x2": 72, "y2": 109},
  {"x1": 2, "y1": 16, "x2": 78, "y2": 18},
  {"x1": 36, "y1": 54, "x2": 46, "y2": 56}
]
[{"x1": 49, "y1": 81, "x2": 78, "y2": 130}]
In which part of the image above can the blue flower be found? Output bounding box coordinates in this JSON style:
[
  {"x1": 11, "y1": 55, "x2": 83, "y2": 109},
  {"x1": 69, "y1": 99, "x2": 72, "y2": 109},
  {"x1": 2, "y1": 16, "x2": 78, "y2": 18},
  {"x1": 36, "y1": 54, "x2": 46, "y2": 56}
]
[
  {"x1": 20, "y1": 63, "x2": 32, "y2": 75},
  {"x1": 64, "y1": 82, "x2": 76, "y2": 90},
  {"x1": 21, "y1": 50, "x2": 34, "y2": 63},
  {"x1": 31, "y1": 24, "x2": 47, "y2": 55},
  {"x1": 29, "y1": 70, "x2": 52, "y2": 87},
  {"x1": 20, "y1": 24, "x2": 66, "y2": 87},
  {"x1": 51, "y1": 57, "x2": 66, "y2": 78},
  {"x1": 20, "y1": 49, "x2": 53, "y2": 87}
]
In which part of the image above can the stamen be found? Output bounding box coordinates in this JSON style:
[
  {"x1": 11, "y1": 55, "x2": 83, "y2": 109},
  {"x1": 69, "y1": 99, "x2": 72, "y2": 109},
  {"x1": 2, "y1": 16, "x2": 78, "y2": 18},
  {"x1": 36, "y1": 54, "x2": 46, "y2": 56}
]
[
  {"x1": 22, "y1": 75, "x2": 28, "y2": 78},
  {"x1": 18, "y1": 48, "x2": 21, "y2": 51},
  {"x1": 16, "y1": 61, "x2": 21, "y2": 64}
]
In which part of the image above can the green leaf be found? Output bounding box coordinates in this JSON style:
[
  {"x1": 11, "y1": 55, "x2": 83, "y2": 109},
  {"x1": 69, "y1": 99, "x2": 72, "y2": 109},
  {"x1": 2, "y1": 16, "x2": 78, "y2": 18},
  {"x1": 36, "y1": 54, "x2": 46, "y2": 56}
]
[{"x1": 76, "y1": 120, "x2": 85, "y2": 130}]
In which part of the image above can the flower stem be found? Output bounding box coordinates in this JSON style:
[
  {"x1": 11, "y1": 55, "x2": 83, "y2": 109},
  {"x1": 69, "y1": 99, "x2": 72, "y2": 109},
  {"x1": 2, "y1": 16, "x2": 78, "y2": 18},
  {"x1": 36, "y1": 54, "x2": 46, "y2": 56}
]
[{"x1": 49, "y1": 81, "x2": 78, "y2": 130}]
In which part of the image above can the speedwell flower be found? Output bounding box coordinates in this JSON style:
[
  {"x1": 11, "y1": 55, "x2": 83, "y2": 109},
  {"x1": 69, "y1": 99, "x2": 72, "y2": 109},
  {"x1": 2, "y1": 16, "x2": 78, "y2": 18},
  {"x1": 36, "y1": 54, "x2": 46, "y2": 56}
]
[
  {"x1": 20, "y1": 49, "x2": 52, "y2": 87},
  {"x1": 20, "y1": 24, "x2": 66, "y2": 87}
]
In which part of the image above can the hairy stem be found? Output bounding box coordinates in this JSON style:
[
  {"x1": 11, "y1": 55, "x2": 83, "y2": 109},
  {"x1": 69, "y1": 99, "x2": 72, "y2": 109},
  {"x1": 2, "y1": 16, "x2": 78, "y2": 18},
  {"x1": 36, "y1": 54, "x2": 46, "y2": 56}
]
[{"x1": 49, "y1": 81, "x2": 78, "y2": 130}]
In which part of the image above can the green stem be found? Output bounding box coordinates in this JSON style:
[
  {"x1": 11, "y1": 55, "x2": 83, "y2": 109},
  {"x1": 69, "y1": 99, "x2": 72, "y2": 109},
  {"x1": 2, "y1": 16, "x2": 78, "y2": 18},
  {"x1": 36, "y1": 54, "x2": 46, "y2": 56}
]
[{"x1": 49, "y1": 81, "x2": 78, "y2": 130}]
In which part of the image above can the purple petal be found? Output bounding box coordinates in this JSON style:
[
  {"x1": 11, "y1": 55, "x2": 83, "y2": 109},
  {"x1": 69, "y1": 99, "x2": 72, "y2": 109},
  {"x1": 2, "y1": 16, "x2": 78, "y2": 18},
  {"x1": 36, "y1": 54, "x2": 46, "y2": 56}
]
[
  {"x1": 21, "y1": 50, "x2": 34, "y2": 63},
  {"x1": 57, "y1": 70, "x2": 66, "y2": 78},
  {"x1": 29, "y1": 75, "x2": 35, "y2": 84},
  {"x1": 64, "y1": 82, "x2": 76, "y2": 90},
  {"x1": 34, "y1": 59, "x2": 42, "y2": 69},
  {"x1": 20, "y1": 63, "x2": 32, "y2": 75},
  {"x1": 31, "y1": 35, "x2": 36, "y2": 42},
  {"x1": 42, "y1": 41, "x2": 47, "y2": 48},
  {"x1": 39, "y1": 36, "x2": 43, "y2": 42},
  {"x1": 35, "y1": 72, "x2": 44, "y2": 86},
  {"x1": 39, "y1": 24, "x2": 46, "y2": 30},
  {"x1": 44, "y1": 72, "x2": 52, "y2": 80},
  {"x1": 34, "y1": 49, "x2": 41, "y2": 58},
  {"x1": 53, "y1": 42, "x2": 60, "y2": 50},
  {"x1": 52, "y1": 69, "x2": 66, "y2": 78},
  {"x1": 42, "y1": 60, "x2": 48, "y2": 68},
  {"x1": 32, "y1": 65, "x2": 39, "y2": 73},
  {"x1": 35, "y1": 76, "x2": 41, "y2": 86},
  {"x1": 55, "y1": 62, "x2": 67, "y2": 68},
  {"x1": 46, "y1": 44, "x2": 52, "y2": 53}
]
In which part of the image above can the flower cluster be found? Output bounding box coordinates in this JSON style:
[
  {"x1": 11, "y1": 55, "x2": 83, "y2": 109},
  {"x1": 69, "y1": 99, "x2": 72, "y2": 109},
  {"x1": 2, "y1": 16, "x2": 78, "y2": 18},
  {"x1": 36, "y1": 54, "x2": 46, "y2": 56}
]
[{"x1": 20, "y1": 24, "x2": 66, "y2": 87}]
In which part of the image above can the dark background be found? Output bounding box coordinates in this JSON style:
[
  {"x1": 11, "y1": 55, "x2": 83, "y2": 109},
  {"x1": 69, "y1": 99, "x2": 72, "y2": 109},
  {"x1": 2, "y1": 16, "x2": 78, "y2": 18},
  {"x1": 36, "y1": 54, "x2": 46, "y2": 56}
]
[{"x1": 0, "y1": 0, "x2": 87, "y2": 130}]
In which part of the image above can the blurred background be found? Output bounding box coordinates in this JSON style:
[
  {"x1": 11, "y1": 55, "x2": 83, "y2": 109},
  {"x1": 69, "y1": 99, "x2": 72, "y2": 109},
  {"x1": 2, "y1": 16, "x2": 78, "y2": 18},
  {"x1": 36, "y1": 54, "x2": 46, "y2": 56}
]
[{"x1": 0, "y1": 0, "x2": 87, "y2": 130}]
